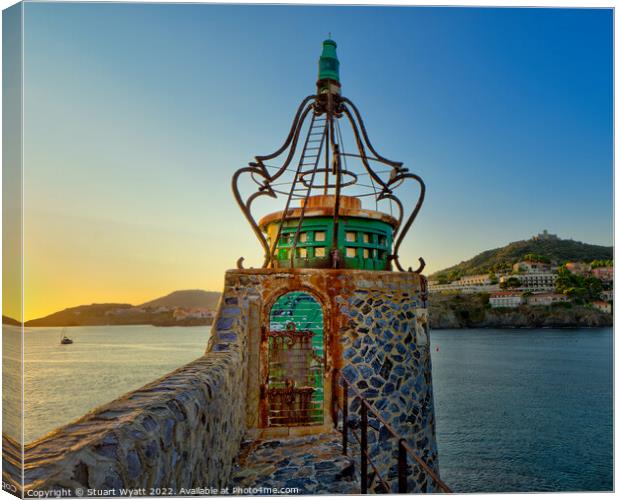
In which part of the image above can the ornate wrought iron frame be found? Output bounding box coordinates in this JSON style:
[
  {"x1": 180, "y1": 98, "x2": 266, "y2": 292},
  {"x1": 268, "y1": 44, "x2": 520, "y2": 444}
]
[{"x1": 232, "y1": 92, "x2": 426, "y2": 273}]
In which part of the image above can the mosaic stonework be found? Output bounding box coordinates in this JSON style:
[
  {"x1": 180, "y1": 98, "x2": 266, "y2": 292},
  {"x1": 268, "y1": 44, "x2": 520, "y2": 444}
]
[
  {"x1": 337, "y1": 287, "x2": 438, "y2": 493},
  {"x1": 230, "y1": 432, "x2": 360, "y2": 494}
]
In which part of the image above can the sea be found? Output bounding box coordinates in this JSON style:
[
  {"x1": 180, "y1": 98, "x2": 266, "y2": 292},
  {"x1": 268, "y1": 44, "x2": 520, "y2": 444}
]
[{"x1": 2, "y1": 325, "x2": 613, "y2": 493}]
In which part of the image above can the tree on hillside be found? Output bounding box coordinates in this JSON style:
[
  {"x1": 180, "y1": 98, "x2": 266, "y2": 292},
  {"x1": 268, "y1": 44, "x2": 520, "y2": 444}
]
[
  {"x1": 522, "y1": 253, "x2": 550, "y2": 263},
  {"x1": 591, "y1": 259, "x2": 613, "y2": 269},
  {"x1": 429, "y1": 236, "x2": 612, "y2": 281},
  {"x1": 447, "y1": 270, "x2": 463, "y2": 283},
  {"x1": 500, "y1": 277, "x2": 521, "y2": 289},
  {"x1": 555, "y1": 267, "x2": 603, "y2": 302}
]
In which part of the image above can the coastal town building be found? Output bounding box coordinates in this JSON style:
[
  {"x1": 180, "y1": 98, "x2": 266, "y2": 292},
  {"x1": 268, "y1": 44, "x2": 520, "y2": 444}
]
[
  {"x1": 592, "y1": 266, "x2": 613, "y2": 282},
  {"x1": 172, "y1": 307, "x2": 214, "y2": 320},
  {"x1": 512, "y1": 260, "x2": 551, "y2": 274},
  {"x1": 565, "y1": 262, "x2": 591, "y2": 276},
  {"x1": 592, "y1": 300, "x2": 612, "y2": 314},
  {"x1": 499, "y1": 272, "x2": 556, "y2": 292},
  {"x1": 515, "y1": 272, "x2": 556, "y2": 291},
  {"x1": 428, "y1": 281, "x2": 500, "y2": 294},
  {"x1": 526, "y1": 293, "x2": 569, "y2": 306},
  {"x1": 601, "y1": 290, "x2": 613, "y2": 302},
  {"x1": 456, "y1": 274, "x2": 492, "y2": 286},
  {"x1": 489, "y1": 292, "x2": 524, "y2": 308}
]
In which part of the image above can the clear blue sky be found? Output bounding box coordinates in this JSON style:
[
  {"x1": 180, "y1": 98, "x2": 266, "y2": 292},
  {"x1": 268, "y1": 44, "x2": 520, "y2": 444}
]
[{"x1": 20, "y1": 4, "x2": 613, "y2": 316}]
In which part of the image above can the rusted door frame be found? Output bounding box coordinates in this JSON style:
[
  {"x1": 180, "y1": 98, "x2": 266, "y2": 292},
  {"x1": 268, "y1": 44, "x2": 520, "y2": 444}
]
[{"x1": 259, "y1": 288, "x2": 332, "y2": 430}]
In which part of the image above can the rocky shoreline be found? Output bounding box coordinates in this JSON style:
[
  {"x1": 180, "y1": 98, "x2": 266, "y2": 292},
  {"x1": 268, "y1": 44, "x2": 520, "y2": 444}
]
[{"x1": 429, "y1": 293, "x2": 612, "y2": 329}]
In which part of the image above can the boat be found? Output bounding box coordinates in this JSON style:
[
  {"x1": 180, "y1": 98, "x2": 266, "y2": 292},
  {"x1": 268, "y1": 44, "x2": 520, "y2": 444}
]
[{"x1": 59, "y1": 328, "x2": 73, "y2": 345}]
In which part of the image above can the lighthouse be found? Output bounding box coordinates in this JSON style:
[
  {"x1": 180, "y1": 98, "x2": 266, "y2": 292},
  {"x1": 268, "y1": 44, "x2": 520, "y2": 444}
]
[{"x1": 221, "y1": 39, "x2": 443, "y2": 493}]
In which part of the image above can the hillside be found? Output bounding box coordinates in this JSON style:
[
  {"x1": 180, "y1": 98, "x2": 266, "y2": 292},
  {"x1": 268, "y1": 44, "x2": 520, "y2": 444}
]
[
  {"x1": 25, "y1": 290, "x2": 222, "y2": 327},
  {"x1": 429, "y1": 293, "x2": 612, "y2": 329},
  {"x1": 26, "y1": 303, "x2": 135, "y2": 327},
  {"x1": 2, "y1": 316, "x2": 21, "y2": 326},
  {"x1": 430, "y1": 235, "x2": 612, "y2": 280},
  {"x1": 139, "y1": 290, "x2": 221, "y2": 310}
]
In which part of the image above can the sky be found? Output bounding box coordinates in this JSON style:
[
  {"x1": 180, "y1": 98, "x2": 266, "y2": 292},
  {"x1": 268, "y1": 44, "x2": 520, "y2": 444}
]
[{"x1": 7, "y1": 3, "x2": 613, "y2": 320}]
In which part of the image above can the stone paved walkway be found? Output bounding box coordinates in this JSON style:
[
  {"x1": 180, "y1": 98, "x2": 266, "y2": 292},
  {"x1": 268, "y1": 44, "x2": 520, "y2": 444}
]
[{"x1": 229, "y1": 432, "x2": 360, "y2": 495}]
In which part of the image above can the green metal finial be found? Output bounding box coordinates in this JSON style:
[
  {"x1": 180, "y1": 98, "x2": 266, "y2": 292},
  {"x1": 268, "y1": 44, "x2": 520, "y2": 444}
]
[{"x1": 318, "y1": 38, "x2": 340, "y2": 82}]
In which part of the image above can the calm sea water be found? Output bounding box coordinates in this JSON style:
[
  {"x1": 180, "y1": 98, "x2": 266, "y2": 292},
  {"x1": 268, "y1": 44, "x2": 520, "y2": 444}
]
[
  {"x1": 2, "y1": 325, "x2": 612, "y2": 492},
  {"x1": 431, "y1": 327, "x2": 613, "y2": 493},
  {"x1": 3, "y1": 325, "x2": 210, "y2": 443}
]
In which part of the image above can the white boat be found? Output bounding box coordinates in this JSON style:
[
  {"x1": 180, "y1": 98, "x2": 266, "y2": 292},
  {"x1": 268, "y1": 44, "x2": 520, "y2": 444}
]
[{"x1": 59, "y1": 328, "x2": 73, "y2": 345}]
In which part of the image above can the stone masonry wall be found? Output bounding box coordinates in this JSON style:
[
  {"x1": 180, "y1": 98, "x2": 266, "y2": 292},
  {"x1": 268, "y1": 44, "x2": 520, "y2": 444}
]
[
  {"x1": 18, "y1": 286, "x2": 253, "y2": 496},
  {"x1": 337, "y1": 277, "x2": 438, "y2": 493}
]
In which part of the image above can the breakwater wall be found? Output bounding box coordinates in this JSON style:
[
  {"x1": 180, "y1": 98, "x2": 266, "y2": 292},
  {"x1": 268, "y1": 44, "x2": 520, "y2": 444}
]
[{"x1": 11, "y1": 290, "x2": 252, "y2": 496}]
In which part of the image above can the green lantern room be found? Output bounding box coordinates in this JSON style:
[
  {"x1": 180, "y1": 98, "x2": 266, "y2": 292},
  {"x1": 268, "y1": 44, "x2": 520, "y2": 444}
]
[{"x1": 259, "y1": 194, "x2": 396, "y2": 270}]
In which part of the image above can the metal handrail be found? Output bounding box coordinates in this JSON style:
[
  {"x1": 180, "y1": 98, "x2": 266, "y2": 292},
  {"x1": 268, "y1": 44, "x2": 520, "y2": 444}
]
[
  {"x1": 346, "y1": 421, "x2": 390, "y2": 492},
  {"x1": 335, "y1": 374, "x2": 452, "y2": 494}
]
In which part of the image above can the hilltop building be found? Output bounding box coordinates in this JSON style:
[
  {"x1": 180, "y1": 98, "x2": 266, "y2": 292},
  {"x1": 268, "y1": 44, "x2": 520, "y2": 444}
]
[{"x1": 532, "y1": 230, "x2": 559, "y2": 241}]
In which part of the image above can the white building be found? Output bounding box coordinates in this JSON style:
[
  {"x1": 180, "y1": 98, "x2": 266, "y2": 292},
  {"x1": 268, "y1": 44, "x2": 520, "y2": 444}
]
[
  {"x1": 592, "y1": 301, "x2": 612, "y2": 314},
  {"x1": 512, "y1": 260, "x2": 551, "y2": 274},
  {"x1": 500, "y1": 273, "x2": 556, "y2": 292},
  {"x1": 526, "y1": 293, "x2": 569, "y2": 306},
  {"x1": 518, "y1": 273, "x2": 556, "y2": 291},
  {"x1": 429, "y1": 282, "x2": 500, "y2": 294},
  {"x1": 489, "y1": 292, "x2": 524, "y2": 308},
  {"x1": 456, "y1": 274, "x2": 492, "y2": 286}
]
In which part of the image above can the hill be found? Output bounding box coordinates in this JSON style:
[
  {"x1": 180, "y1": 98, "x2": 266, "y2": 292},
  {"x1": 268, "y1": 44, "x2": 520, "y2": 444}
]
[
  {"x1": 25, "y1": 303, "x2": 135, "y2": 327},
  {"x1": 2, "y1": 316, "x2": 21, "y2": 326},
  {"x1": 25, "y1": 290, "x2": 222, "y2": 327},
  {"x1": 430, "y1": 235, "x2": 613, "y2": 280},
  {"x1": 139, "y1": 289, "x2": 221, "y2": 310}
]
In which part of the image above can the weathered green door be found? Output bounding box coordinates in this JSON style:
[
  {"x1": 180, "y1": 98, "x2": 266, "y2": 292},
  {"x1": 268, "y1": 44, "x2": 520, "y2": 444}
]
[{"x1": 267, "y1": 291, "x2": 324, "y2": 427}]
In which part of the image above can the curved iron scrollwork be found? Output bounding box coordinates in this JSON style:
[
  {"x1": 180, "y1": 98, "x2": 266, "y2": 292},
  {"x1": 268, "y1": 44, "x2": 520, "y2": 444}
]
[{"x1": 232, "y1": 91, "x2": 426, "y2": 273}]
